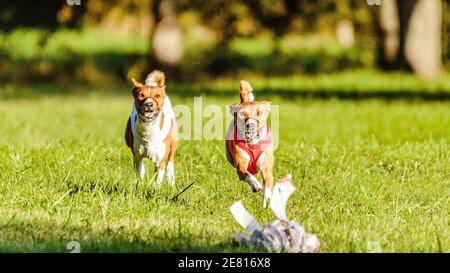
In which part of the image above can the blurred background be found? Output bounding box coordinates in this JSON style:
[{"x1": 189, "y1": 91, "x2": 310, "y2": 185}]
[{"x1": 0, "y1": 0, "x2": 449, "y2": 85}]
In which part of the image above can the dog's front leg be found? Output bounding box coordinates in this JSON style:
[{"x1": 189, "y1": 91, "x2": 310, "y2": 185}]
[
  {"x1": 259, "y1": 151, "x2": 274, "y2": 208},
  {"x1": 236, "y1": 153, "x2": 262, "y2": 192},
  {"x1": 134, "y1": 154, "x2": 145, "y2": 179},
  {"x1": 166, "y1": 129, "x2": 177, "y2": 187},
  {"x1": 166, "y1": 161, "x2": 175, "y2": 187},
  {"x1": 156, "y1": 160, "x2": 166, "y2": 186},
  {"x1": 244, "y1": 173, "x2": 263, "y2": 193},
  {"x1": 261, "y1": 165, "x2": 274, "y2": 208}
]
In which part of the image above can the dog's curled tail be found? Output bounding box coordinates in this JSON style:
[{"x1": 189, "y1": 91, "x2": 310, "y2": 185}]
[
  {"x1": 145, "y1": 70, "x2": 166, "y2": 87},
  {"x1": 240, "y1": 80, "x2": 254, "y2": 103}
]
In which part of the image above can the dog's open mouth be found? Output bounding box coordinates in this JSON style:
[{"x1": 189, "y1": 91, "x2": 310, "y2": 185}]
[
  {"x1": 139, "y1": 108, "x2": 159, "y2": 122},
  {"x1": 245, "y1": 127, "x2": 257, "y2": 139},
  {"x1": 236, "y1": 118, "x2": 265, "y2": 142},
  {"x1": 245, "y1": 119, "x2": 260, "y2": 141}
]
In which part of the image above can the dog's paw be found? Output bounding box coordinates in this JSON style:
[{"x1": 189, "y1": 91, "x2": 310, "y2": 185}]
[
  {"x1": 264, "y1": 188, "x2": 272, "y2": 199},
  {"x1": 245, "y1": 175, "x2": 262, "y2": 192},
  {"x1": 263, "y1": 188, "x2": 272, "y2": 208},
  {"x1": 156, "y1": 169, "x2": 165, "y2": 186},
  {"x1": 166, "y1": 162, "x2": 175, "y2": 187},
  {"x1": 253, "y1": 183, "x2": 263, "y2": 193},
  {"x1": 136, "y1": 161, "x2": 145, "y2": 179}
]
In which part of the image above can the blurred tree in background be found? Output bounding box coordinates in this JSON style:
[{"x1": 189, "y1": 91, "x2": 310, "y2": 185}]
[
  {"x1": 0, "y1": 0, "x2": 448, "y2": 83},
  {"x1": 0, "y1": 0, "x2": 85, "y2": 50},
  {"x1": 0, "y1": 0, "x2": 84, "y2": 29},
  {"x1": 151, "y1": 0, "x2": 183, "y2": 79},
  {"x1": 375, "y1": 0, "x2": 443, "y2": 78}
]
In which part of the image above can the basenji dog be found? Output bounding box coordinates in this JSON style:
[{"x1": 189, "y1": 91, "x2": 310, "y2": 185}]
[
  {"x1": 226, "y1": 80, "x2": 274, "y2": 207},
  {"x1": 124, "y1": 70, "x2": 178, "y2": 186}
]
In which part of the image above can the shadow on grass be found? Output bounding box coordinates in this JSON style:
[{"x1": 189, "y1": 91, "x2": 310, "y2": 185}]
[
  {"x1": 0, "y1": 219, "x2": 255, "y2": 253},
  {"x1": 159, "y1": 83, "x2": 450, "y2": 102},
  {"x1": 2, "y1": 82, "x2": 450, "y2": 102},
  {"x1": 181, "y1": 86, "x2": 450, "y2": 102}
]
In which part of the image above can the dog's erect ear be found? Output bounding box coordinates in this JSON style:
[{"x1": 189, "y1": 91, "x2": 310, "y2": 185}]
[
  {"x1": 145, "y1": 70, "x2": 166, "y2": 87},
  {"x1": 240, "y1": 80, "x2": 254, "y2": 103},
  {"x1": 131, "y1": 78, "x2": 144, "y2": 88}
]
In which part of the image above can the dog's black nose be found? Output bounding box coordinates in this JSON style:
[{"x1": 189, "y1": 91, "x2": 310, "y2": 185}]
[{"x1": 144, "y1": 101, "x2": 153, "y2": 108}]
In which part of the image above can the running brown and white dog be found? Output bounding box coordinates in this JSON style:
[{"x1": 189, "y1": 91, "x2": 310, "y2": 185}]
[
  {"x1": 124, "y1": 70, "x2": 178, "y2": 185},
  {"x1": 226, "y1": 80, "x2": 274, "y2": 207}
]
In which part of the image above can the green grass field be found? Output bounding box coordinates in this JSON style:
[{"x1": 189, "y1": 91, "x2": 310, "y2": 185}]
[{"x1": 0, "y1": 71, "x2": 449, "y2": 252}]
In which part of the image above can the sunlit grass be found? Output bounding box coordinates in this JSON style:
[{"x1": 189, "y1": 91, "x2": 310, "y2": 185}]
[{"x1": 0, "y1": 80, "x2": 449, "y2": 252}]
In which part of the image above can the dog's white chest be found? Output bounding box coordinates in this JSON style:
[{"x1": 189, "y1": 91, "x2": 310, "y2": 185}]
[
  {"x1": 132, "y1": 116, "x2": 167, "y2": 164},
  {"x1": 135, "y1": 140, "x2": 166, "y2": 165},
  {"x1": 130, "y1": 96, "x2": 174, "y2": 165}
]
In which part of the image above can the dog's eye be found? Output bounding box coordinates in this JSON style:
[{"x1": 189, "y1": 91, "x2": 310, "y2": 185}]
[
  {"x1": 257, "y1": 111, "x2": 263, "y2": 116},
  {"x1": 138, "y1": 93, "x2": 145, "y2": 100},
  {"x1": 154, "y1": 94, "x2": 161, "y2": 99}
]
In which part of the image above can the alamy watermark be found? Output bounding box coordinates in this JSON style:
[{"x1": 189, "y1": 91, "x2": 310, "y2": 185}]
[
  {"x1": 171, "y1": 97, "x2": 280, "y2": 149},
  {"x1": 66, "y1": 0, "x2": 81, "y2": 6},
  {"x1": 366, "y1": 0, "x2": 381, "y2": 6},
  {"x1": 367, "y1": 241, "x2": 382, "y2": 253},
  {"x1": 66, "y1": 241, "x2": 81, "y2": 253}
]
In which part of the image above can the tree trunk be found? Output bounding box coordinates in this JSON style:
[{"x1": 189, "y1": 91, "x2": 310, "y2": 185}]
[
  {"x1": 377, "y1": 0, "x2": 443, "y2": 77},
  {"x1": 150, "y1": 0, "x2": 182, "y2": 80},
  {"x1": 377, "y1": 0, "x2": 400, "y2": 69},
  {"x1": 398, "y1": 0, "x2": 443, "y2": 78}
]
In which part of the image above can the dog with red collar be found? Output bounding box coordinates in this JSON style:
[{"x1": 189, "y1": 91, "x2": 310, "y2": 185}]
[
  {"x1": 226, "y1": 80, "x2": 274, "y2": 207},
  {"x1": 124, "y1": 70, "x2": 178, "y2": 186}
]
